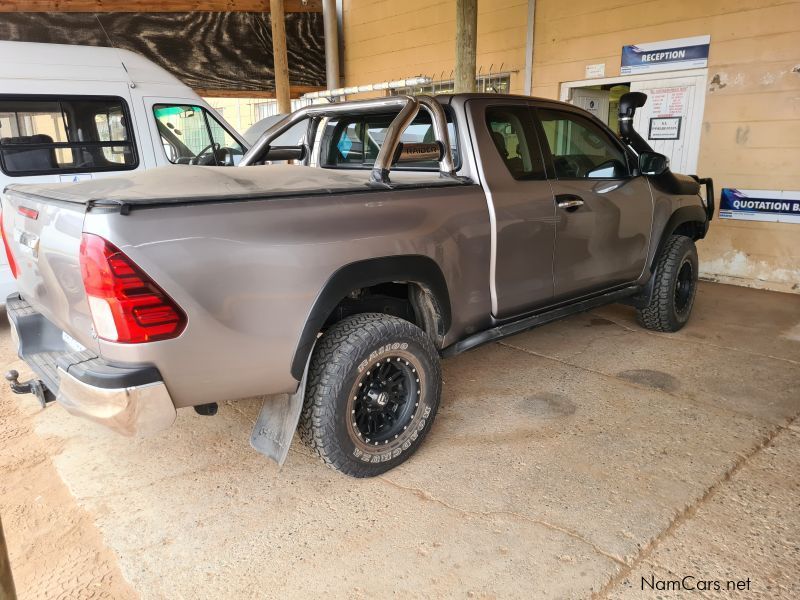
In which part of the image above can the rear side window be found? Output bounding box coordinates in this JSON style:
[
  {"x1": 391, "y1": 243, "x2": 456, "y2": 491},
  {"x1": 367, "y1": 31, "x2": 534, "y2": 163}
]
[
  {"x1": 537, "y1": 108, "x2": 629, "y2": 179},
  {"x1": 0, "y1": 96, "x2": 137, "y2": 177},
  {"x1": 485, "y1": 106, "x2": 546, "y2": 180},
  {"x1": 322, "y1": 110, "x2": 459, "y2": 170}
]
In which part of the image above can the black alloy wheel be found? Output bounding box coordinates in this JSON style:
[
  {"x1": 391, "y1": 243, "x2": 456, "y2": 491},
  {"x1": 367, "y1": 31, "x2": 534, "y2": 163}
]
[
  {"x1": 674, "y1": 260, "x2": 694, "y2": 314},
  {"x1": 350, "y1": 356, "x2": 420, "y2": 446}
]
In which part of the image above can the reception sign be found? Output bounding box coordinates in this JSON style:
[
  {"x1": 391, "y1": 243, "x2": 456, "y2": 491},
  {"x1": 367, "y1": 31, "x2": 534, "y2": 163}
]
[
  {"x1": 621, "y1": 35, "x2": 710, "y2": 75},
  {"x1": 719, "y1": 189, "x2": 800, "y2": 224}
]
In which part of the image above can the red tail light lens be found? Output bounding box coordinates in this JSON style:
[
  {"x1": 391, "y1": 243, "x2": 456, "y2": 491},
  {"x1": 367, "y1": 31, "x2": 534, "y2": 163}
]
[
  {"x1": 79, "y1": 233, "x2": 186, "y2": 343},
  {"x1": 0, "y1": 203, "x2": 19, "y2": 279}
]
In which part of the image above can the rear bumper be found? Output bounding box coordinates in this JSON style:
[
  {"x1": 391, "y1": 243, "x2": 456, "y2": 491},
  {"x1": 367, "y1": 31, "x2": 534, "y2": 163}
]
[{"x1": 6, "y1": 294, "x2": 176, "y2": 436}]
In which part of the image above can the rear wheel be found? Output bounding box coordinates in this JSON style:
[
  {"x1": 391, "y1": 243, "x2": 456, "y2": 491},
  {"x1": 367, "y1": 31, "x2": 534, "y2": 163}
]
[
  {"x1": 299, "y1": 313, "x2": 441, "y2": 477},
  {"x1": 637, "y1": 234, "x2": 699, "y2": 332}
]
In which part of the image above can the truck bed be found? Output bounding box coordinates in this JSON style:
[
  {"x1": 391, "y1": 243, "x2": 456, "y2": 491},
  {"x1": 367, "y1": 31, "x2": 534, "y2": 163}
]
[{"x1": 6, "y1": 164, "x2": 470, "y2": 210}]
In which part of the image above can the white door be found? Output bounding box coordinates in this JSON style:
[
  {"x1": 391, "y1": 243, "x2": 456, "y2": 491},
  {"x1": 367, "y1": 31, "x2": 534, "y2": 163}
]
[
  {"x1": 630, "y1": 73, "x2": 707, "y2": 175},
  {"x1": 570, "y1": 88, "x2": 610, "y2": 123}
]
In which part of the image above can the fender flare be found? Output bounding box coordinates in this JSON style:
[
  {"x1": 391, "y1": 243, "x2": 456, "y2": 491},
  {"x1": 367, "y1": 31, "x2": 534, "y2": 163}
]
[
  {"x1": 290, "y1": 255, "x2": 452, "y2": 380},
  {"x1": 627, "y1": 205, "x2": 708, "y2": 309},
  {"x1": 648, "y1": 205, "x2": 708, "y2": 273}
]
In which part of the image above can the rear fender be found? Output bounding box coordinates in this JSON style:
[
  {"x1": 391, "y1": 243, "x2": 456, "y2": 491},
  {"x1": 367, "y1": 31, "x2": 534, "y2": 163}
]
[{"x1": 290, "y1": 255, "x2": 451, "y2": 381}]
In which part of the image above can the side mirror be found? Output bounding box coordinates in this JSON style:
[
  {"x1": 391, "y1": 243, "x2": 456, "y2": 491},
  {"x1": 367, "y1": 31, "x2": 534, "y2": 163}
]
[{"x1": 639, "y1": 151, "x2": 669, "y2": 176}]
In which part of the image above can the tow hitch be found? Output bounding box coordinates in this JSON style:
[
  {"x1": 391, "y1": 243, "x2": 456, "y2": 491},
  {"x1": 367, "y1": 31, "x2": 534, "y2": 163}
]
[{"x1": 5, "y1": 370, "x2": 54, "y2": 408}]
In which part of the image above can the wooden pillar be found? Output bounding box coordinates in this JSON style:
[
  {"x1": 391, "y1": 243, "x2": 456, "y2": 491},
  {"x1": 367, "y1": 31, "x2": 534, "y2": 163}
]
[
  {"x1": 271, "y1": 0, "x2": 292, "y2": 114},
  {"x1": 0, "y1": 516, "x2": 17, "y2": 600},
  {"x1": 454, "y1": 0, "x2": 478, "y2": 93}
]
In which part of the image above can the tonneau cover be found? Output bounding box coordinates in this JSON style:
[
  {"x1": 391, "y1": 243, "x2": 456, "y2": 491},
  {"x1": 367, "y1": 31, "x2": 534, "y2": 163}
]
[{"x1": 4, "y1": 164, "x2": 464, "y2": 207}]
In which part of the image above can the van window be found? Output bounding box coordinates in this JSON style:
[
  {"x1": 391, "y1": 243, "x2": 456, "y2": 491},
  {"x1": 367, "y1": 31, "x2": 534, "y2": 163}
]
[
  {"x1": 0, "y1": 96, "x2": 137, "y2": 176},
  {"x1": 153, "y1": 104, "x2": 245, "y2": 166},
  {"x1": 321, "y1": 111, "x2": 459, "y2": 170}
]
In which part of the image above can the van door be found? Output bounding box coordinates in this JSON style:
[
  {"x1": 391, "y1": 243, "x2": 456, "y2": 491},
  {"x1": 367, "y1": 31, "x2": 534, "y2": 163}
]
[
  {"x1": 142, "y1": 97, "x2": 246, "y2": 167},
  {"x1": 534, "y1": 106, "x2": 653, "y2": 299},
  {"x1": 465, "y1": 98, "x2": 555, "y2": 319}
]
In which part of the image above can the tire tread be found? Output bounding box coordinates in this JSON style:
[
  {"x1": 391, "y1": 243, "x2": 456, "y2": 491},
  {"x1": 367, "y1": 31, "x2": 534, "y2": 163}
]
[
  {"x1": 298, "y1": 313, "x2": 440, "y2": 477},
  {"x1": 636, "y1": 234, "x2": 696, "y2": 332}
]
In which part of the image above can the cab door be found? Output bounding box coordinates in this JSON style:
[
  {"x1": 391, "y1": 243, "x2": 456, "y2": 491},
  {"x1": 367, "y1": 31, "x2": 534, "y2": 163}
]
[
  {"x1": 534, "y1": 106, "x2": 653, "y2": 300},
  {"x1": 465, "y1": 99, "x2": 555, "y2": 319}
]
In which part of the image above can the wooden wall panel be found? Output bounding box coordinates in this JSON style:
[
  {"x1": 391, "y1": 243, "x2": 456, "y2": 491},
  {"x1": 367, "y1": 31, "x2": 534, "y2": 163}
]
[{"x1": 0, "y1": 12, "x2": 326, "y2": 92}]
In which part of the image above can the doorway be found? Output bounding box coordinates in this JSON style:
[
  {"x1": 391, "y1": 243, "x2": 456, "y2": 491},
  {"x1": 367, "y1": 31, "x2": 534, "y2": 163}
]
[{"x1": 561, "y1": 69, "x2": 708, "y2": 175}]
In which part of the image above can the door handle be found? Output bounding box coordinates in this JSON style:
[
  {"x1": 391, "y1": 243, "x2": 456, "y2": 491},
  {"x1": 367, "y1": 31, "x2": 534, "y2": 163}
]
[{"x1": 555, "y1": 194, "x2": 584, "y2": 211}]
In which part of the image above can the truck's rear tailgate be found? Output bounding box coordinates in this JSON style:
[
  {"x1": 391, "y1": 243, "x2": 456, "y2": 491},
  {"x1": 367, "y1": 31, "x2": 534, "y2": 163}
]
[{"x1": 1, "y1": 187, "x2": 99, "y2": 356}]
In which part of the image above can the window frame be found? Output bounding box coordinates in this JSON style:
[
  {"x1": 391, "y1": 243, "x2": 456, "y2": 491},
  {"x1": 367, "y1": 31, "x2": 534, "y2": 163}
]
[
  {"x1": 0, "y1": 94, "x2": 139, "y2": 177},
  {"x1": 532, "y1": 105, "x2": 634, "y2": 181},
  {"x1": 483, "y1": 102, "x2": 551, "y2": 181},
  {"x1": 483, "y1": 103, "x2": 548, "y2": 182},
  {"x1": 319, "y1": 107, "x2": 462, "y2": 172},
  {"x1": 152, "y1": 103, "x2": 244, "y2": 166}
]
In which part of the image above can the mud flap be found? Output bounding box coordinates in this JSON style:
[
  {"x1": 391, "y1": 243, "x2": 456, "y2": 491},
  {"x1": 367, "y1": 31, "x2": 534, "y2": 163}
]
[{"x1": 249, "y1": 353, "x2": 312, "y2": 467}]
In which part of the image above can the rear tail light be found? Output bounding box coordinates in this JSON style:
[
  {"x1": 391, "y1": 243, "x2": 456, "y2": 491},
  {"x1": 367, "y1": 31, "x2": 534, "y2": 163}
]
[
  {"x1": 0, "y1": 202, "x2": 19, "y2": 279},
  {"x1": 79, "y1": 233, "x2": 186, "y2": 343},
  {"x1": 18, "y1": 206, "x2": 39, "y2": 220}
]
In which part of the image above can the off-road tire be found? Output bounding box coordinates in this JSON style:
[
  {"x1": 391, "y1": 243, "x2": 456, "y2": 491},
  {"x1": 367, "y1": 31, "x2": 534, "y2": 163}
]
[
  {"x1": 637, "y1": 234, "x2": 699, "y2": 332},
  {"x1": 298, "y1": 313, "x2": 441, "y2": 477}
]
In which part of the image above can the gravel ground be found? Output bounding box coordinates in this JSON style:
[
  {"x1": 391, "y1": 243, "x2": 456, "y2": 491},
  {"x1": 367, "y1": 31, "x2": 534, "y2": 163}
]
[{"x1": 1, "y1": 281, "x2": 798, "y2": 599}]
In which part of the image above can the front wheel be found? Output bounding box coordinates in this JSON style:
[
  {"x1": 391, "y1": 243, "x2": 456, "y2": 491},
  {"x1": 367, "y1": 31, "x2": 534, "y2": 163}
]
[
  {"x1": 298, "y1": 313, "x2": 442, "y2": 477},
  {"x1": 637, "y1": 234, "x2": 699, "y2": 332}
]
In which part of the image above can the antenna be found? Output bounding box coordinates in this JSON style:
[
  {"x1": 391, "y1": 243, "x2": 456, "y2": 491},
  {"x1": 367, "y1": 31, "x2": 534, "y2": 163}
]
[{"x1": 94, "y1": 14, "x2": 136, "y2": 88}]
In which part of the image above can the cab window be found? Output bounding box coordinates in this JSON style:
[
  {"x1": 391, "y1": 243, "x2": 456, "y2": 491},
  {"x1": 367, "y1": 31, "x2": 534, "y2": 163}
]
[
  {"x1": 153, "y1": 104, "x2": 245, "y2": 166},
  {"x1": 0, "y1": 96, "x2": 137, "y2": 176},
  {"x1": 322, "y1": 110, "x2": 458, "y2": 170},
  {"x1": 485, "y1": 106, "x2": 545, "y2": 180},
  {"x1": 537, "y1": 108, "x2": 629, "y2": 179}
]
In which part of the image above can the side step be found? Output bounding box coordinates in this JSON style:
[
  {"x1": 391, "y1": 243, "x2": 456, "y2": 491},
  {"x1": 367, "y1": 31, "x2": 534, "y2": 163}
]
[{"x1": 442, "y1": 285, "x2": 640, "y2": 358}]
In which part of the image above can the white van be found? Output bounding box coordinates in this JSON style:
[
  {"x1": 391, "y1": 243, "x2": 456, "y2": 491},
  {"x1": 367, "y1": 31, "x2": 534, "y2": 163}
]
[{"x1": 0, "y1": 41, "x2": 249, "y2": 300}]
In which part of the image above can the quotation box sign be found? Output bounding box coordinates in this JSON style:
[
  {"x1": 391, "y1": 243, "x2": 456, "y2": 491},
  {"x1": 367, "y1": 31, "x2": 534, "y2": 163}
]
[
  {"x1": 621, "y1": 35, "x2": 710, "y2": 75},
  {"x1": 719, "y1": 188, "x2": 800, "y2": 224}
]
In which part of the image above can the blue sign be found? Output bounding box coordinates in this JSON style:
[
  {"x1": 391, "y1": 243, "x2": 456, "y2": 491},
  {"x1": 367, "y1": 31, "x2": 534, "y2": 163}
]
[
  {"x1": 621, "y1": 35, "x2": 710, "y2": 75},
  {"x1": 719, "y1": 188, "x2": 800, "y2": 224}
]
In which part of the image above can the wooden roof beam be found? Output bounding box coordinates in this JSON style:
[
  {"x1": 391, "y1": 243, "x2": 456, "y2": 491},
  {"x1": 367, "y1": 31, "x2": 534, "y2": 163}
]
[
  {"x1": 0, "y1": 1, "x2": 321, "y2": 12},
  {"x1": 194, "y1": 85, "x2": 323, "y2": 99}
]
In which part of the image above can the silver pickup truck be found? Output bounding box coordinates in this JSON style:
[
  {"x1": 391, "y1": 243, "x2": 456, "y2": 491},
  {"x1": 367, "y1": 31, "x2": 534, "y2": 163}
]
[{"x1": 2, "y1": 93, "x2": 713, "y2": 477}]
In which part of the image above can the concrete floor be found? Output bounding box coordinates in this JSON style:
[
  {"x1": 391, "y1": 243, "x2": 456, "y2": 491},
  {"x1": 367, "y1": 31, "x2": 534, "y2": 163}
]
[{"x1": 1, "y1": 281, "x2": 799, "y2": 599}]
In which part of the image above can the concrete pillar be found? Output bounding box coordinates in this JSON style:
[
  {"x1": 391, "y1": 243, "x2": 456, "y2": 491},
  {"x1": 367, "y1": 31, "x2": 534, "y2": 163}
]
[
  {"x1": 454, "y1": 0, "x2": 477, "y2": 93},
  {"x1": 322, "y1": 0, "x2": 340, "y2": 91},
  {"x1": 0, "y1": 516, "x2": 17, "y2": 600},
  {"x1": 271, "y1": 0, "x2": 291, "y2": 114}
]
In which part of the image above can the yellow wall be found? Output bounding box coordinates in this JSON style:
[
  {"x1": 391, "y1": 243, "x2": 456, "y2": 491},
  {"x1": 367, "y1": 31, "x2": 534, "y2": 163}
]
[
  {"x1": 531, "y1": 0, "x2": 800, "y2": 293},
  {"x1": 343, "y1": 0, "x2": 800, "y2": 292},
  {"x1": 343, "y1": 0, "x2": 529, "y2": 93}
]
